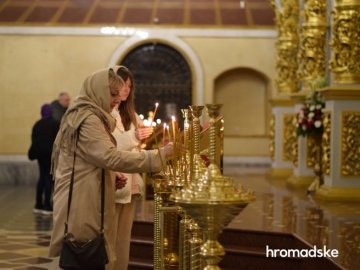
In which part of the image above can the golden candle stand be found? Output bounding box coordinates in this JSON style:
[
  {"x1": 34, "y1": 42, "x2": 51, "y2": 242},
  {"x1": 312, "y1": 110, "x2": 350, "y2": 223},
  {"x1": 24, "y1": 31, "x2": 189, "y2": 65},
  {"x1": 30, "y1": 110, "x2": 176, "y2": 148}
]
[{"x1": 152, "y1": 104, "x2": 255, "y2": 270}]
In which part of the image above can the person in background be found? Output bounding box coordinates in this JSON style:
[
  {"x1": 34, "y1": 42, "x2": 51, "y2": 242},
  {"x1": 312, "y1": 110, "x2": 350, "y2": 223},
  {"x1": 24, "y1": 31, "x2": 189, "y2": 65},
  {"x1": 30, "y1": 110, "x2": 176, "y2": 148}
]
[
  {"x1": 51, "y1": 92, "x2": 71, "y2": 122},
  {"x1": 108, "y1": 66, "x2": 153, "y2": 270},
  {"x1": 48, "y1": 67, "x2": 172, "y2": 270},
  {"x1": 28, "y1": 104, "x2": 60, "y2": 215}
]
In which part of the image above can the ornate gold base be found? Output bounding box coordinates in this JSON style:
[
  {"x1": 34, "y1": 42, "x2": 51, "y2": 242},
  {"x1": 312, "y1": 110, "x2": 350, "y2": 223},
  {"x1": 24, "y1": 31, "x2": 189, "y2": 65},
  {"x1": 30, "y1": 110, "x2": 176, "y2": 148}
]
[
  {"x1": 267, "y1": 168, "x2": 293, "y2": 179},
  {"x1": 315, "y1": 186, "x2": 360, "y2": 202},
  {"x1": 286, "y1": 174, "x2": 315, "y2": 188},
  {"x1": 333, "y1": 73, "x2": 360, "y2": 85},
  {"x1": 269, "y1": 98, "x2": 296, "y2": 107},
  {"x1": 320, "y1": 86, "x2": 360, "y2": 100}
]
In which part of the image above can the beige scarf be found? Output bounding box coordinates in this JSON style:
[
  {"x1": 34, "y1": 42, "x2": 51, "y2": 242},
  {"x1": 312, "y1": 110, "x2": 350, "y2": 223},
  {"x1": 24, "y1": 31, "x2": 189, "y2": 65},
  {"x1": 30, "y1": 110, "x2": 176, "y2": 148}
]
[{"x1": 51, "y1": 66, "x2": 122, "y2": 175}]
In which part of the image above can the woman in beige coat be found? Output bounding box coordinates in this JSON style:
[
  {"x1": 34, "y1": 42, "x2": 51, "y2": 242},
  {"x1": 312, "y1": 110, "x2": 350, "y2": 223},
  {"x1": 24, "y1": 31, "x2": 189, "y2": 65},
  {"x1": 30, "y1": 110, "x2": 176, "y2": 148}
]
[{"x1": 49, "y1": 67, "x2": 171, "y2": 269}]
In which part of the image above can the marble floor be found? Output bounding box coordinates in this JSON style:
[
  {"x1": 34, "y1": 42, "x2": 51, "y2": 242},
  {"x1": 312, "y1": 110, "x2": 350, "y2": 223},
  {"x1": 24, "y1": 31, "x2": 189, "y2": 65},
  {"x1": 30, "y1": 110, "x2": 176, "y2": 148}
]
[{"x1": 0, "y1": 166, "x2": 359, "y2": 269}]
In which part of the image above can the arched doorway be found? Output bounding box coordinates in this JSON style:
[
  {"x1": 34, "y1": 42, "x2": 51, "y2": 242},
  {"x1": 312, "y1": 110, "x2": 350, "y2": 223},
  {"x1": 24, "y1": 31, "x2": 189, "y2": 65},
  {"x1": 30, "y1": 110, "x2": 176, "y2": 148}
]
[
  {"x1": 215, "y1": 68, "x2": 270, "y2": 156},
  {"x1": 120, "y1": 43, "x2": 192, "y2": 126}
]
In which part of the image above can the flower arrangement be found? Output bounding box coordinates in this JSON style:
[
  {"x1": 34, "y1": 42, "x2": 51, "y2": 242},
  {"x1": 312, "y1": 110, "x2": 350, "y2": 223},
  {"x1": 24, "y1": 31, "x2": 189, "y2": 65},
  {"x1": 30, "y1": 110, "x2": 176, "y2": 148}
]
[{"x1": 296, "y1": 80, "x2": 326, "y2": 137}]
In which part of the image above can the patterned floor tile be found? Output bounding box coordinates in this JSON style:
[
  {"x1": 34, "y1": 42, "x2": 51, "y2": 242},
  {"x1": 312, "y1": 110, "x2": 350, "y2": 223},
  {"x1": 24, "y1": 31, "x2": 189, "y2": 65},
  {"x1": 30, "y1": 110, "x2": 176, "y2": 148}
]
[
  {"x1": 0, "y1": 252, "x2": 30, "y2": 260},
  {"x1": 0, "y1": 262, "x2": 27, "y2": 268},
  {"x1": 12, "y1": 257, "x2": 52, "y2": 265},
  {"x1": 1, "y1": 169, "x2": 360, "y2": 270}
]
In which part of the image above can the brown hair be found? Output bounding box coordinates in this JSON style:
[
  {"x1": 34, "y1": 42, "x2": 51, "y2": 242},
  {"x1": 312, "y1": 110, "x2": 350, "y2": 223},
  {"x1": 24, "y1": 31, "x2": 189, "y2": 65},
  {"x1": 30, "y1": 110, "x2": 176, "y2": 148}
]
[
  {"x1": 109, "y1": 69, "x2": 124, "y2": 95},
  {"x1": 116, "y1": 66, "x2": 137, "y2": 131}
]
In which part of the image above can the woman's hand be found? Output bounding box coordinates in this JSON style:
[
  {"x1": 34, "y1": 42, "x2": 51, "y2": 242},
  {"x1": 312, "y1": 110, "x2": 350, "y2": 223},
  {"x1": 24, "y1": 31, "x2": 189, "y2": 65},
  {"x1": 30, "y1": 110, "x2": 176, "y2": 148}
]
[
  {"x1": 115, "y1": 172, "x2": 127, "y2": 190},
  {"x1": 163, "y1": 142, "x2": 174, "y2": 158},
  {"x1": 135, "y1": 127, "x2": 153, "y2": 141}
]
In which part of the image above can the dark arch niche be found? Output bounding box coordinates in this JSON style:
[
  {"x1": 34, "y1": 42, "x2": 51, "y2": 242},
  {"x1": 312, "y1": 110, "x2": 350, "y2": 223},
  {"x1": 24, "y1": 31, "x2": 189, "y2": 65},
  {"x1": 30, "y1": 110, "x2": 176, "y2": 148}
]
[{"x1": 120, "y1": 42, "x2": 192, "y2": 126}]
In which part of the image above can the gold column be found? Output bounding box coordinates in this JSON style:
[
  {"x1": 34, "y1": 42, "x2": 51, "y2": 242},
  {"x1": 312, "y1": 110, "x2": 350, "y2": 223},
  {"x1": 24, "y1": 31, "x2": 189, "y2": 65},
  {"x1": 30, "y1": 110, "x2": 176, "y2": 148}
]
[
  {"x1": 271, "y1": 0, "x2": 300, "y2": 95},
  {"x1": 269, "y1": 0, "x2": 300, "y2": 179},
  {"x1": 330, "y1": 0, "x2": 360, "y2": 84},
  {"x1": 298, "y1": 0, "x2": 327, "y2": 91},
  {"x1": 315, "y1": 0, "x2": 360, "y2": 201},
  {"x1": 287, "y1": 0, "x2": 328, "y2": 187}
]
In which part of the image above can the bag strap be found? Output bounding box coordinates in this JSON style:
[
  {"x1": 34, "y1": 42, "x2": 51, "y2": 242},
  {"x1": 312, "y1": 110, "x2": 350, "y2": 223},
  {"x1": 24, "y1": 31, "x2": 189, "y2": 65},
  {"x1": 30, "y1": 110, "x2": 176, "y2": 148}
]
[
  {"x1": 64, "y1": 134, "x2": 105, "y2": 236},
  {"x1": 100, "y1": 169, "x2": 105, "y2": 233}
]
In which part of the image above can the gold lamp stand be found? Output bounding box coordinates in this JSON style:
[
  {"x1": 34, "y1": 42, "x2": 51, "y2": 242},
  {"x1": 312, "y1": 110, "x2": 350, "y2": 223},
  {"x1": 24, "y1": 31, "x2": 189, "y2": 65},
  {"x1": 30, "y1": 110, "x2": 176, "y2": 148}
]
[{"x1": 173, "y1": 104, "x2": 255, "y2": 269}]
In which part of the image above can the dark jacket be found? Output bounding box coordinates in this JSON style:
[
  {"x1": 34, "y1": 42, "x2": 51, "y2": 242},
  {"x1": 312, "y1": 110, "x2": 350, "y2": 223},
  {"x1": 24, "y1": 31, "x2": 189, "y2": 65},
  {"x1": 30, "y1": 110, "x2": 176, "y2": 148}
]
[
  {"x1": 28, "y1": 117, "x2": 60, "y2": 164},
  {"x1": 51, "y1": 100, "x2": 67, "y2": 122}
]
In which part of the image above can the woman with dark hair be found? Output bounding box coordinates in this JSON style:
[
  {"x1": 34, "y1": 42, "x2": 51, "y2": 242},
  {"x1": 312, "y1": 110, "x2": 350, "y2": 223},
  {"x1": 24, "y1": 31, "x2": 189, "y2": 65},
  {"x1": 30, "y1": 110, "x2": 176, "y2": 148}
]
[
  {"x1": 108, "y1": 66, "x2": 153, "y2": 270},
  {"x1": 48, "y1": 67, "x2": 172, "y2": 270}
]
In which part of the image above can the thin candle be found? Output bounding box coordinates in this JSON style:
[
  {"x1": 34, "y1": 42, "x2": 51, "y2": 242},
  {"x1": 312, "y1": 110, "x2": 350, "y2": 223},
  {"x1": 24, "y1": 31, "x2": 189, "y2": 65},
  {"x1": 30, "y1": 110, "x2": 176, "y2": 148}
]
[
  {"x1": 162, "y1": 123, "x2": 166, "y2": 146},
  {"x1": 152, "y1": 102, "x2": 159, "y2": 124},
  {"x1": 166, "y1": 124, "x2": 171, "y2": 141},
  {"x1": 171, "y1": 116, "x2": 176, "y2": 142},
  {"x1": 153, "y1": 129, "x2": 165, "y2": 172},
  {"x1": 144, "y1": 103, "x2": 158, "y2": 145}
]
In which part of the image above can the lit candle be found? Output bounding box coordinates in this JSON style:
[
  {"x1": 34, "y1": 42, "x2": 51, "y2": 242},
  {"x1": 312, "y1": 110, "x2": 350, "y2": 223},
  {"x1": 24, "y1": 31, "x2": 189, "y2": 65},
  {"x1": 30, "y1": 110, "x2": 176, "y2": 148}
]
[
  {"x1": 166, "y1": 124, "x2": 171, "y2": 142},
  {"x1": 163, "y1": 123, "x2": 166, "y2": 146},
  {"x1": 152, "y1": 102, "x2": 159, "y2": 124},
  {"x1": 171, "y1": 115, "x2": 176, "y2": 142}
]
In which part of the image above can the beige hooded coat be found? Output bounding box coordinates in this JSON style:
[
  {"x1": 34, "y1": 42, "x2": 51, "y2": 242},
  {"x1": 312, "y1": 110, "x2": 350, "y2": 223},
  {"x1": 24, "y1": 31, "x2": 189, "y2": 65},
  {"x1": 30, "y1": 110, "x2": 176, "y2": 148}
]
[{"x1": 48, "y1": 67, "x2": 163, "y2": 262}]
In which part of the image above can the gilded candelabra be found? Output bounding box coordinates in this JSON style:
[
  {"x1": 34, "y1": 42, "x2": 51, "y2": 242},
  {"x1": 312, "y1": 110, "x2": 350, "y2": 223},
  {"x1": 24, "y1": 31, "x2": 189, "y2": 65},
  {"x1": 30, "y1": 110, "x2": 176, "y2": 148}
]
[
  {"x1": 153, "y1": 169, "x2": 182, "y2": 270},
  {"x1": 174, "y1": 104, "x2": 255, "y2": 270}
]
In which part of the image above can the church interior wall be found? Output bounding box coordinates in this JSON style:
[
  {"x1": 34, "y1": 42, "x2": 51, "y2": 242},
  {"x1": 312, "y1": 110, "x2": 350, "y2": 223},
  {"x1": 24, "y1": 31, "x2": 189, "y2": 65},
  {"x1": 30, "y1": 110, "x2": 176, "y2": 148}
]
[{"x1": 0, "y1": 33, "x2": 276, "y2": 159}]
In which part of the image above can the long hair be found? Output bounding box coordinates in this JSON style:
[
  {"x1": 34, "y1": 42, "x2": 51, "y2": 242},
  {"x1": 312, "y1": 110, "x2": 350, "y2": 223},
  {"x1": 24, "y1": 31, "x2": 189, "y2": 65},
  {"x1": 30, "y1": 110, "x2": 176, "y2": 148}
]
[{"x1": 117, "y1": 66, "x2": 137, "y2": 131}]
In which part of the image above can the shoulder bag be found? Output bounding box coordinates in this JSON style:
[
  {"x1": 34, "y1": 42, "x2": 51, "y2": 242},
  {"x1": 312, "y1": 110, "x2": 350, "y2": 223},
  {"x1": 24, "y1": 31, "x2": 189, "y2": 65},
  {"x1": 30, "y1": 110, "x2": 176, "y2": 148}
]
[{"x1": 59, "y1": 141, "x2": 108, "y2": 270}]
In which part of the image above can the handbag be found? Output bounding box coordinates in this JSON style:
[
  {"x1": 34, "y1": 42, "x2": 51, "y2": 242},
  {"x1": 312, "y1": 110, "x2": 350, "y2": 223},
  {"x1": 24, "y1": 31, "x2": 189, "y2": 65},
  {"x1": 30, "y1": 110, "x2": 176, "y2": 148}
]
[{"x1": 59, "y1": 141, "x2": 108, "y2": 270}]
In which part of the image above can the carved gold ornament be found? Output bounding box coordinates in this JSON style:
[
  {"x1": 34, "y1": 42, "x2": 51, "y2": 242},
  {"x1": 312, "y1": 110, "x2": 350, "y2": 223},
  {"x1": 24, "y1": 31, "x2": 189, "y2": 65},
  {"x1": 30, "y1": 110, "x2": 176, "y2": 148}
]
[
  {"x1": 269, "y1": 114, "x2": 275, "y2": 160},
  {"x1": 329, "y1": 0, "x2": 360, "y2": 84},
  {"x1": 271, "y1": 0, "x2": 300, "y2": 94},
  {"x1": 298, "y1": 0, "x2": 327, "y2": 88},
  {"x1": 322, "y1": 112, "x2": 331, "y2": 175},
  {"x1": 283, "y1": 114, "x2": 298, "y2": 165},
  {"x1": 341, "y1": 111, "x2": 360, "y2": 176},
  {"x1": 307, "y1": 136, "x2": 317, "y2": 168}
]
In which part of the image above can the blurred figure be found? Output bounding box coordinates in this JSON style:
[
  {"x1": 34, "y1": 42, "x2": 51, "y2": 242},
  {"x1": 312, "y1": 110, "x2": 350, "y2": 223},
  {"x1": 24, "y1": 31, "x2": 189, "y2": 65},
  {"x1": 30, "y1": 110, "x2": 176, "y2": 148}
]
[
  {"x1": 28, "y1": 104, "x2": 60, "y2": 215},
  {"x1": 51, "y1": 92, "x2": 70, "y2": 122}
]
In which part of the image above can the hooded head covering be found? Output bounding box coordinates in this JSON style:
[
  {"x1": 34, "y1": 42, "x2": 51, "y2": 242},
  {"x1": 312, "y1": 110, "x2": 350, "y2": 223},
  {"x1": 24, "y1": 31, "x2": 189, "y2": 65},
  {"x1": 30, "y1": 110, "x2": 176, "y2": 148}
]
[
  {"x1": 41, "y1": 104, "x2": 52, "y2": 119},
  {"x1": 51, "y1": 66, "x2": 124, "y2": 174}
]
